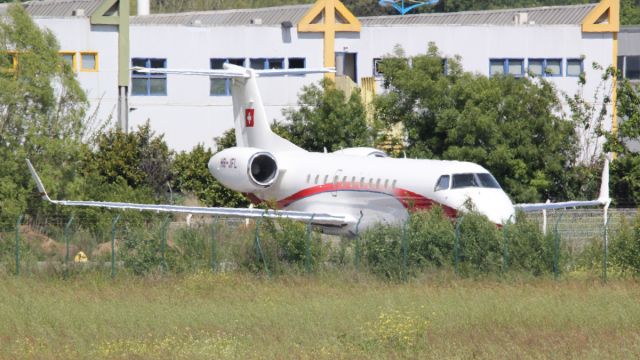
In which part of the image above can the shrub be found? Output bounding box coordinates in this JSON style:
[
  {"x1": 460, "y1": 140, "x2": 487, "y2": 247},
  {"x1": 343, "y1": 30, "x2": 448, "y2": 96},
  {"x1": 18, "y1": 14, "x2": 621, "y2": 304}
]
[
  {"x1": 611, "y1": 215, "x2": 640, "y2": 276},
  {"x1": 455, "y1": 212, "x2": 502, "y2": 276},
  {"x1": 505, "y1": 213, "x2": 559, "y2": 275}
]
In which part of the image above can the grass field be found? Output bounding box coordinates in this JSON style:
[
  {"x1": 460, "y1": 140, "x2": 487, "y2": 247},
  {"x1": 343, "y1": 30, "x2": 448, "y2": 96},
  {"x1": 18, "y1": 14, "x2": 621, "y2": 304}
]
[{"x1": 1, "y1": 272, "x2": 640, "y2": 359}]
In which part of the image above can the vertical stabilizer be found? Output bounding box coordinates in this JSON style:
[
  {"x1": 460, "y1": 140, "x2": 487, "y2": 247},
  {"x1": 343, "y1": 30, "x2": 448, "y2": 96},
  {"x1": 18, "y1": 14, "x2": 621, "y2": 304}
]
[{"x1": 226, "y1": 64, "x2": 304, "y2": 152}]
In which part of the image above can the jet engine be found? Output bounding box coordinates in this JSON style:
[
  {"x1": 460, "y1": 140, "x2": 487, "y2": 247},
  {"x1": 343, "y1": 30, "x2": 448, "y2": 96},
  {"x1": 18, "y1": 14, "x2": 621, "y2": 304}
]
[{"x1": 208, "y1": 147, "x2": 279, "y2": 193}]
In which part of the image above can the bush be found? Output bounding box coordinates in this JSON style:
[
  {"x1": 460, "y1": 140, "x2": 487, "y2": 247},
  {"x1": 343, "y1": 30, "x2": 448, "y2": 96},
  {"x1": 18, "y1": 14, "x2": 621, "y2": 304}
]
[
  {"x1": 455, "y1": 212, "x2": 502, "y2": 276},
  {"x1": 611, "y1": 215, "x2": 640, "y2": 276},
  {"x1": 505, "y1": 213, "x2": 559, "y2": 275},
  {"x1": 238, "y1": 219, "x2": 326, "y2": 274}
]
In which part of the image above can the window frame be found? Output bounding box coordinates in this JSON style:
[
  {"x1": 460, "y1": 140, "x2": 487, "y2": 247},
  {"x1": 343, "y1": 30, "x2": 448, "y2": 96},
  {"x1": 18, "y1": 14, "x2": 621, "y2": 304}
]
[
  {"x1": 625, "y1": 55, "x2": 640, "y2": 80},
  {"x1": 566, "y1": 58, "x2": 584, "y2": 77},
  {"x1": 543, "y1": 58, "x2": 563, "y2": 77},
  {"x1": 2, "y1": 51, "x2": 18, "y2": 73},
  {"x1": 287, "y1": 57, "x2": 306, "y2": 69},
  {"x1": 79, "y1": 51, "x2": 98, "y2": 72},
  {"x1": 489, "y1": 58, "x2": 525, "y2": 77},
  {"x1": 210, "y1": 58, "x2": 245, "y2": 96},
  {"x1": 131, "y1": 57, "x2": 167, "y2": 96},
  {"x1": 435, "y1": 175, "x2": 450, "y2": 192},
  {"x1": 59, "y1": 51, "x2": 77, "y2": 72}
]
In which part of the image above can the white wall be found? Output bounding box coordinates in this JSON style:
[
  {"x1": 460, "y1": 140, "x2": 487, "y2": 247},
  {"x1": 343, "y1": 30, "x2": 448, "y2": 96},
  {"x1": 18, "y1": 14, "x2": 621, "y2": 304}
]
[{"x1": 33, "y1": 17, "x2": 615, "y2": 155}]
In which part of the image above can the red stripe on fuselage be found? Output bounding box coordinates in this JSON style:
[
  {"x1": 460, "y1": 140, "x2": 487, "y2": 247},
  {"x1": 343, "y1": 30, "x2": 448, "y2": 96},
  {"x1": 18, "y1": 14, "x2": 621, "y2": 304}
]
[{"x1": 270, "y1": 183, "x2": 457, "y2": 218}]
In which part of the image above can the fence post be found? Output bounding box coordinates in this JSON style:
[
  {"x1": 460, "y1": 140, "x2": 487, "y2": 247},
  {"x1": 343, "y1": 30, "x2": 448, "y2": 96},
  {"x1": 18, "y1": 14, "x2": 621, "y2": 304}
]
[
  {"x1": 64, "y1": 215, "x2": 74, "y2": 278},
  {"x1": 211, "y1": 218, "x2": 218, "y2": 272},
  {"x1": 15, "y1": 214, "x2": 23, "y2": 276},
  {"x1": 553, "y1": 214, "x2": 564, "y2": 279},
  {"x1": 503, "y1": 223, "x2": 509, "y2": 274},
  {"x1": 454, "y1": 215, "x2": 464, "y2": 276},
  {"x1": 402, "y1": 219, "x2": 408, "y2": 283},
  {"x1": 254, "y1": 217, "x2": 270, "y2": 276},
  {"x1": 160, "y1": 216, "x2": 170, "y2": 271},
  {"x1": 111, "y1": 213, "x2": 121, "y2": 280},
  {"x1": 305, "y1": 214, "x2": 315, "y2": 274},
  {"x1": 602, "y1": 201, "x2": 611, "y2": 284},
  {"x1": 354, "y1": 211, "x2": 364, "y2": 271}
]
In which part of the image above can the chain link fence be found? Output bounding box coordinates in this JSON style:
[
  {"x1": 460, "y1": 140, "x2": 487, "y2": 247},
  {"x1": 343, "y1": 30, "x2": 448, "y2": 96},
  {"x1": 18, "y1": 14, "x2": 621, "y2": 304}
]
[{"x1": 0, "y1": 208, "x2": 637, "y2": 281}]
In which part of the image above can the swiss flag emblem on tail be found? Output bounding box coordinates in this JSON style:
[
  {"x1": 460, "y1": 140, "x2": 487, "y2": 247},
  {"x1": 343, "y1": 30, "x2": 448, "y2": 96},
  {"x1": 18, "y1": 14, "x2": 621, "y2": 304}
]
[{"x1": 245, "y1": 108, "x2": 255, "y2": 128}]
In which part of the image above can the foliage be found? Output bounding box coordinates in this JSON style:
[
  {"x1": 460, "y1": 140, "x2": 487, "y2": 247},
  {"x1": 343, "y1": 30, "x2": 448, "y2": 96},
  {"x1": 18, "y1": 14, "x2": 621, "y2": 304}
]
[
  {"x1": 279, "y1": 79, "x2": 375, "y2": 152},
  {"x1": 171, "y1": 142, "x2": 249, "y2": 207},
  {"x1": 604, "y1": 80, "x2": 640, "y2": 206},
  {"x1": 239, "y1": 219, "x2": 326, "y2": 274},
  {"x1": 406, "y1": 207, "x2": 455, "y2": 269},
  {"x1": 0, "y1": 4, "x2": 89, "y2": 228},
  {"x1": 611, "y1": 215, "x2": 640, "y2": 275},
  {"x1": 505, "y1": 212, "x2": 559, "y2": 275},
  {"x1": 84, "y1": 121, "x2": 173, "y2": 199},
  {"x1": 376, "y1": 44, "x2": 579, "y2": 203},
  {"x1": 455, "y1": 211, "x2": 502, "y2": 275}
]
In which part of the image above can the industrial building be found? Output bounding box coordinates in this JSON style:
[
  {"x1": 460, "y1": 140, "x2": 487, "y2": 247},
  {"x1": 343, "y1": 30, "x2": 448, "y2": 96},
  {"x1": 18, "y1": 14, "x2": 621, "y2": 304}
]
[{"x1": 0, "y1": 0, "x2": 635, "y2": 151}]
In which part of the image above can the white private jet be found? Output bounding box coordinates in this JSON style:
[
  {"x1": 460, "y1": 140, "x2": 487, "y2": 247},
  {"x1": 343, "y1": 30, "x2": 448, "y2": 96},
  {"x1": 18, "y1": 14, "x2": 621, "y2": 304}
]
[{"x1": 26, "y1": 64, "x2": 610, "y2": 236}]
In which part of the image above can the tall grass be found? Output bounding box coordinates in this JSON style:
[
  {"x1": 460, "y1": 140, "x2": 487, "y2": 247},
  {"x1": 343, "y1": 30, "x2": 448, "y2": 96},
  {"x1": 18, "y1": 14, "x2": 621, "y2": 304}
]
[{"x1": 0, "y1": 272, "x2": 639, "y2": 359}]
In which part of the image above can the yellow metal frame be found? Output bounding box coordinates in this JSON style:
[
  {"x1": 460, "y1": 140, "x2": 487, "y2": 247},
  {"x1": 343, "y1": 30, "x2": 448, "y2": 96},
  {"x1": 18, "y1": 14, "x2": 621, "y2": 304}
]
[
  {"x1": 59, "y1": 51, "x2": 77, "y2": 72},
  {"x1": 298, "y1": 0, "x2": 361, "y2": 80},
  {"x1": 582, "y1": 0, "x2": 619, "y2": 33},
  {"x1": 2, "y1": 51, "x2": 18, "y2": 72},
  {"x1": 79, "y1": 51, "x2": 99, "y2": 72}
]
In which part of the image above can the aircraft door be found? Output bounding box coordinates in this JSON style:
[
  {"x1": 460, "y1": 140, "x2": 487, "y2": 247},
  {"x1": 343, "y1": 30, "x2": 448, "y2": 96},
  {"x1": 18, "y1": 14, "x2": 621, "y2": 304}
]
[{"x1": 333, "y1": 169, "x2": 343, "y2": 197}]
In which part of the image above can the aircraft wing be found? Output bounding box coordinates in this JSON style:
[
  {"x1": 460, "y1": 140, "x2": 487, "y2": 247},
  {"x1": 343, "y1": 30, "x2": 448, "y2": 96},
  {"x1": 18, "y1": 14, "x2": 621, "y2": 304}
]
[
  {"x1": 514, "y1": 158, "x2": 611, "y2": 212},
  {"x1": 25, "y1": 160, "x2": 353, "y2": 227}
]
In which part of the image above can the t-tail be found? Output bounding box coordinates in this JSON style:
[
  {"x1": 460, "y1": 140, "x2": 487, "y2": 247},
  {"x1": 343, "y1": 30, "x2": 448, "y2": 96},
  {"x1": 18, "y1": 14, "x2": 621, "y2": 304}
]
[
  {"x1": 226, "y1": 64, "x2": 301, "y2": 152},
  {"x1": 131, "y1": 64, "x2": 334, "y2": 152}
]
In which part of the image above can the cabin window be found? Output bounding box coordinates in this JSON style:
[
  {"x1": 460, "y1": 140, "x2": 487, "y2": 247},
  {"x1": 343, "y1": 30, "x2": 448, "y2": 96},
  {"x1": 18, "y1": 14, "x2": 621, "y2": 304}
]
[
  {"x1": 384, "y1": 179, "x2": 389, "y2": 189},
  {"x1": 351, "y1": 176, "x2": 356, "y2": 185},
  {"x1": 435, "y1": 175, "x2": 450, "y2": 191},
  {"x1": 360, "y1": 177, "x2": 365, "y2": 186},
  {"x1": 306, "y1": 174, "x2": 310, "y2": 183},
  {"x1": 392, "y1": 180, "x2": 397, "y2": 188},
  {"x1": 342, "y1": 176, "x2": 348, "y2": 186},
  {"x1": 376, "y1": 179, "x2": 381, "y2": 188},
  {"x1": 314, "y1": 174, "x2": 319, "y2": 184},
  {"x1": 324, "y1": 175, "x2": 329, "y2": 184}
]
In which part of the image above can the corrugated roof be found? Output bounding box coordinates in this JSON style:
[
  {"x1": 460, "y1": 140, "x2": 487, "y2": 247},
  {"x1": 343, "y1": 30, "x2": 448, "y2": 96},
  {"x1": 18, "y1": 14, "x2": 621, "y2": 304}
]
[
  {"x1": 360, "y1": 4, "x2": 597, "y2": 26},
  {"x1": 1, "y1": 1, "x2": 596, "y2": 27},
  {"x1": 131, "y1": 4, "x2": 313, "y2": 27},
  {"x1": 0, "y1": 0, "x2": 104, "y2": 17}
]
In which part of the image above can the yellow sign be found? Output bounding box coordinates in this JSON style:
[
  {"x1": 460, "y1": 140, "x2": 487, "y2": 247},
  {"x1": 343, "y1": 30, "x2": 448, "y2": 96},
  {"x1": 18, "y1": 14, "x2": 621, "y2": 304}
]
[
  {"x1": 298, "y1": 0, "x2": 361, "y2": 80},
  {"x1": 74, "y1": 251, "x2": 88, "y2": 263}
]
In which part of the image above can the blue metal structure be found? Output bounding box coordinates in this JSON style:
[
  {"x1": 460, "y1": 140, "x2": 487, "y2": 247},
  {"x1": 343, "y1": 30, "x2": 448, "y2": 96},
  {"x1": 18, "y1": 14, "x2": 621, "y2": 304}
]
[{"x1": 378, "y1": 0, "x2": 440, "y2": 15}]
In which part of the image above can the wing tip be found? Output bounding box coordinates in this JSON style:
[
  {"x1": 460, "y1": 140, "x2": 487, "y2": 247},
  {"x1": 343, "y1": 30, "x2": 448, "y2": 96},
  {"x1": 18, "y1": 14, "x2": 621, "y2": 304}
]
[{"x1": 25, "y1": 159, "x2": 50, "y2": 201}]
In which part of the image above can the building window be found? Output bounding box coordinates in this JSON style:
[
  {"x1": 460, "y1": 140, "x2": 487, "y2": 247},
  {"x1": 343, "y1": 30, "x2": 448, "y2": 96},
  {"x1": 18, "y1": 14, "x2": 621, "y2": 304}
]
[
  {"x1": 625, "y1": 56, "x2": 640, "y2": 80},
  {"x1": 528, "y1": 58, "x2": 562, "y2": 77},
  {"x1": 288, "y1": 58, "x2": 305, "y2": 69},
  {"x1": 566, "y1": 59, "x2": 583, "y2": 77},
  {"x1": 249, "y1": 58, "x2": 284, "y2": 70},
  {"x1": 2, "y1": 51, "x2": 17, "y2": 72},
  {"x1": 80, "y1": 52, "x2": 98, "y2": 72},
  {"x1": 210, "y1": 58, "x2": 244, "y2": 96},
  {"x1": 59, "y1": 51, "x2": 77, "y2": 71},
  {"x1": 373, "y1": 58, "x2": 383, "y2": 77},
  {"x1": 131, "y1": 58, "x2": 167, "y2": 96},
  {"x1": 490, "y1": 59, "x2": 524, "y2": 77}
]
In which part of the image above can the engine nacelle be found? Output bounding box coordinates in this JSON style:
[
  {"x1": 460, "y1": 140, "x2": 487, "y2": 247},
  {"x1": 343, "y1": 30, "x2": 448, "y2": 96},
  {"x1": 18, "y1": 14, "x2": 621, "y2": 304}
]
[{"x1": 208, "y1": 147, "x2": 279, "y2": 193}]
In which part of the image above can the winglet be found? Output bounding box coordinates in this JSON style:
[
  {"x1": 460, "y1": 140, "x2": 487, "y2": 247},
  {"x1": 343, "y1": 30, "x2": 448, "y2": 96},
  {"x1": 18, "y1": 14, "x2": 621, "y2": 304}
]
[
  {"x1": 597, "y1": 157, "x2": 611, "y2": 205},
  {"x1": 25, "y1": 159, "x2": 51, "y2": 201}
]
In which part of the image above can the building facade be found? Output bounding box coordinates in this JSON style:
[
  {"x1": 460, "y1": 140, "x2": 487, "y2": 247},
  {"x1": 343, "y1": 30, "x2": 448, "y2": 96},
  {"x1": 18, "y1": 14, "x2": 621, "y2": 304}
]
[{"x1": 0, "y1": 0, "x2": 629, "y2": 152}]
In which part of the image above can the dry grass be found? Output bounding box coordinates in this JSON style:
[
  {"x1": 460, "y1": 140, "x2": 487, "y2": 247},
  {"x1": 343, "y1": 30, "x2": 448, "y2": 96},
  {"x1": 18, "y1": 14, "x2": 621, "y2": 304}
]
[{"x1": 0, "y1": 272, "x2": 639, "y2": 359}]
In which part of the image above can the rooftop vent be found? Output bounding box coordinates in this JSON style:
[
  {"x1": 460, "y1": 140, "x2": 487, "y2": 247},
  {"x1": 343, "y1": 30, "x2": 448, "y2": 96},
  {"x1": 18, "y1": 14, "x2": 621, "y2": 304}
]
[
  {"x1": 513, "y1": 12, "x2": 529, "y2": 25},
  {"x1": 250, "y1": 18, "x2": 263, "y2": 25},
  {"x1": 72, "y1": 8, "x2": 85, "y2": 17}
]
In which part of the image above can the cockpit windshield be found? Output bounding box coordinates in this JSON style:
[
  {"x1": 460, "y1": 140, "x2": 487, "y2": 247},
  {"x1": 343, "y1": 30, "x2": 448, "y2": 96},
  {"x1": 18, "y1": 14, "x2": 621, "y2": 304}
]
[{"x1": 449, "y1": 173, "x2": 501, "y2": 189}]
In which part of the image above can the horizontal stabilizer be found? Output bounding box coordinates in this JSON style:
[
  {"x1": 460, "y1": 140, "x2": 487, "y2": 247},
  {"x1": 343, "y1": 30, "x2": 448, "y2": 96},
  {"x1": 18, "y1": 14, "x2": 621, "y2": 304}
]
[
  {"x1": 25, "y1": 160, "x2": 352, "y2": 226},
  {"x1": 131, "y1": 66, "x2": 335, "y2": 79}
]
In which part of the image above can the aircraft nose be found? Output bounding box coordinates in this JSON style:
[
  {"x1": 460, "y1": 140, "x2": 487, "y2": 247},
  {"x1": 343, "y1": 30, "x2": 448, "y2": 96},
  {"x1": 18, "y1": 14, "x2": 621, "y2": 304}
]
[{"x1": 473, "y1": 190, "x2": 516, "y2": 225}]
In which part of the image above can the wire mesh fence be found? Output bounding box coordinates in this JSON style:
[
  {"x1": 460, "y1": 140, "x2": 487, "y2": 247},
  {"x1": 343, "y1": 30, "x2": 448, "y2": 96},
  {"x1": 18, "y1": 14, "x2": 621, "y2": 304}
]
[{"x1": 0, "y1": 208, "x2": 637, "y2": 281}]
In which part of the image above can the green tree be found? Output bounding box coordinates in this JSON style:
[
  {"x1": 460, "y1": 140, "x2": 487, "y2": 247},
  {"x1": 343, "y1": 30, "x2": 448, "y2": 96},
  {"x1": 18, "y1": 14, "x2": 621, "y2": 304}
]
[
  {"x1": 279, "y1": 79, "x2": 375, "y2": 152},
  {"x1": 83, "y1": 122, "x2": 174, "y2": 199},
  {"x1": 171, "y1": 140, "x2": 249, "y2": 208},
  {"x1": 603, "y1": 79, "x2": 640, "y2": 206},
  {"x1": 375, "y1": 44, "x2": 579, "y2": 203},
  {"x1": 0, "y1": 4, "x2": 89, "y2": 227}
]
